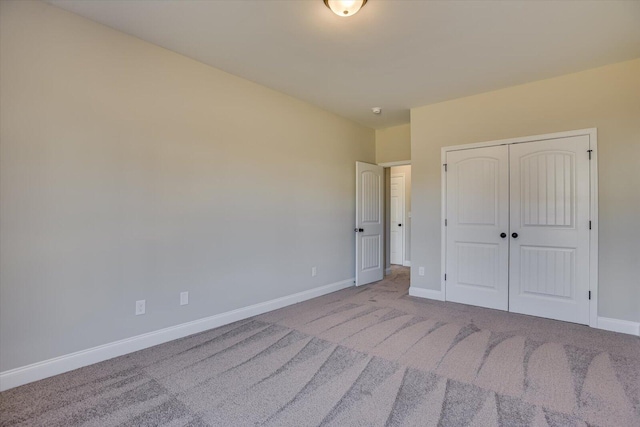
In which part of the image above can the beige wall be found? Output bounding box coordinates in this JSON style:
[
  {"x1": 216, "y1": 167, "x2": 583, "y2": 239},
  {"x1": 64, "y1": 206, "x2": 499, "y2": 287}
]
[
  {"x1": 376, "y1": 123, "x2": 411, "y2": 164},
  {"x1": 410, "y1": 59, "x2": 640, "y2": 322},
  {"x1": 0, "y1": 0, "x2": 375, "y2": 372}
]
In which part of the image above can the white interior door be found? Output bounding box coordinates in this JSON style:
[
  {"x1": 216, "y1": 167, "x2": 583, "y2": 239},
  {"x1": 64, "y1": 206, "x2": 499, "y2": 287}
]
[
  {"x1": 356, "y1": 161, "x2": 384, "y2": 286},
  {"x1": 509, "y1": 136, "x2": 591, "y2": 324},
  {"x1": 446, "y1": 145, "x2": 510, "y2": 310},
  {"x1": 390, "y1": 175, "x2": 405, "y2": 265}
]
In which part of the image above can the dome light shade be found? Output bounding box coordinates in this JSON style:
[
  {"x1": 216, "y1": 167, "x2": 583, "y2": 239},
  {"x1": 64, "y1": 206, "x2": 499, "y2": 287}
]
[{"x1": 324, "y1": 0, "x2": 368, "y2": 17}]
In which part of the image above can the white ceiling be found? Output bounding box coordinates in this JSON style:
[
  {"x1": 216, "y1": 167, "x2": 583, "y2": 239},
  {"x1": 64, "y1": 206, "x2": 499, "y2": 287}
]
[{"x1": 48, "y1": 0, "x2": 640, "y2": 129}]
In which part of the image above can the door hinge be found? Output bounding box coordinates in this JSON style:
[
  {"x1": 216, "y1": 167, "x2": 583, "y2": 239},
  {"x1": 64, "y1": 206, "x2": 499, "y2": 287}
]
[
  {"x1": 445, "y1": 219, "x2": 448, "y2": 226},
  {"x1": 589, "y1": 220, "x2": 592, "y2": 230},
  {"x1": 588, "y1": 149, "x2": 593, "y2": 160},
  {"x1": 589, "y1": 291, "x2": 591, "y2": 300},
  {"x1": 443, "y1": 163, "x2": 448, "y2": 172},
  {"x1": 444, "y1": 274, "x2": 447, "y2": 281}
]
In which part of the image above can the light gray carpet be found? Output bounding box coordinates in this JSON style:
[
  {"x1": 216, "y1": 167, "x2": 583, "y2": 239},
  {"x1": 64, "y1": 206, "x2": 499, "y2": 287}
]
[{"x1": 1, "y1": 266, "x2": 639, "y2": 426}]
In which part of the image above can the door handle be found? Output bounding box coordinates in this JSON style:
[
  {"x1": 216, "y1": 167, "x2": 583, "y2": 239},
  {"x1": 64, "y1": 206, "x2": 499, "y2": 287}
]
[
  {"x1": 512, "y1": 232, "x2": 519, "y2": 239},
  {"x1": 354, "y1": 228, "x2": 364, "y2": 233},
  {"x1": 398, "y1": 224, "x2": 402, "y2": 227},
  {"x1": 500, "y1": 233, "x2": 507, "y2": 238}
]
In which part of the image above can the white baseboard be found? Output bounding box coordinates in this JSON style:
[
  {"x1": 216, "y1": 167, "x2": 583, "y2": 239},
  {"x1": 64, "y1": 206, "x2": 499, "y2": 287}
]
[
  {"x1": 0, "y1": 278, "x2": 355, "y2": 392},
  {"x1": 405, "y1": 291, "x2": 639, "y2": 336},
  {"x1": 402, "y1": 260, "x2": 411, "y2": 267},
  {"x1": 597, "y1": 316, "x2": 640, "y2": 336},
  {"x1": 407, "y1": 288, "x2": 639, "y2": 336},
  {"x1": 408, "y1": 286, "x2": 445, "y2": 301}
]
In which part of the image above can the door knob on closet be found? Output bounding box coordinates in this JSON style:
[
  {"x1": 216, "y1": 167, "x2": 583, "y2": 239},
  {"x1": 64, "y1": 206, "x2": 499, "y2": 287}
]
[
  {"x1": 500, "y1": 233, "x2": 507, "y2": 238},
  {"x1": 512, "y1": 232, "x2": 519, "y2": 238},
  {"x1": 398, "y1": 224, "x2": 402, "y2": 227}
]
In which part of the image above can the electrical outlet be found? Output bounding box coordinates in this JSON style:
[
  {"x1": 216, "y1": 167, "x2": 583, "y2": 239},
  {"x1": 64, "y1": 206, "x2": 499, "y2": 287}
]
[
  {"x1": 311, "y1": 267, "x2": 317, "y2": 277},
  {"x1": 135, "y1": 300, "x2": 146, "y2": 315},
  {"x1": 418, "y1": 267, "x2": 425, "y2": 276},
  {"x1": 180, "y1": 291, "x2": 189, "y2": 306}
]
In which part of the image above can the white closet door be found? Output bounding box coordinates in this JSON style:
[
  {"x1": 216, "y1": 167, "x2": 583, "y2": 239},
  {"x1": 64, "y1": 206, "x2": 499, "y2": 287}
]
[
  {"x1": 446, "y1": 145, "x2": 509, "y2": 310},
  {"x1": 509, "y1": 136, "x2": 591, "y2": 324}
]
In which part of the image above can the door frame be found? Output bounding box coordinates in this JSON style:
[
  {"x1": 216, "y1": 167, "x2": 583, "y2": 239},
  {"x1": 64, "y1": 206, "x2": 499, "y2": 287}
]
[
  {"x1": 378, "y1": 160, "x2": 411, "y2": 276},
  {"x1": 440, "y1": 128, "x2": 598, "y2": 327},
  {"x1": 390, "y1": 173, "x2": 406, "y2": 266}
]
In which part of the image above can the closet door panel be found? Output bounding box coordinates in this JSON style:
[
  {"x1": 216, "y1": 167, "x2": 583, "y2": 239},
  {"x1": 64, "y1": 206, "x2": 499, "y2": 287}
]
[
  {"x1": 445, "y1": 145, "x2": 509, "y2": 310},
  {"x1": 509, "y1": 136, "x2": 591, "y2": 324}
]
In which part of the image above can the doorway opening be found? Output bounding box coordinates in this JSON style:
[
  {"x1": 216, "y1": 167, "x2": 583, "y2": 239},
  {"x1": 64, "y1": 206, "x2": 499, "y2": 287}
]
[{"x1": 384, "y1": 163, "x2": 411, "y2": 275}]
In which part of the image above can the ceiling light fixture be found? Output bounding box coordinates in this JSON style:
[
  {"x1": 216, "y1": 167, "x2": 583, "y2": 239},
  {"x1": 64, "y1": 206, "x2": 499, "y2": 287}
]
[{"x1": 323, "y1": 0, "x2": 368, "y2": 17}]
